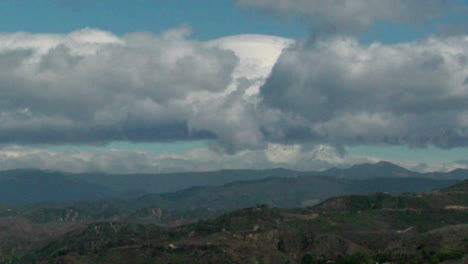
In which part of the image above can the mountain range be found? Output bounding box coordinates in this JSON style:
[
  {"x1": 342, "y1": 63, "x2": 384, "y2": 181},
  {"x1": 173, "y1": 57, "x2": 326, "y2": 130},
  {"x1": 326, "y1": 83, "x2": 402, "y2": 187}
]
[
  {"x1": 1, "y1": 161, "x2": 466, "y2": 204},
  {"x1": 0, "y1": 161, "x2": 466, "y2": 263},
  {"x1": 0, "y1": 166, "x2": 463, "y2": 227},
  {"x1": 3, "y1": 180, "x2": 466, "y2": 263}
]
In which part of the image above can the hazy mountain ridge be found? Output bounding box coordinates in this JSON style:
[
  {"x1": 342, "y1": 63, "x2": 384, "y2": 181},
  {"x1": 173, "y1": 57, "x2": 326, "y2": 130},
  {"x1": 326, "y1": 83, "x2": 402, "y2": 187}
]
[
  {"x1": 320, "y1": 161, "x2": 466, "y2": 179},
  {"x1": 0, "y1": 161, "x2": 466, "y2": 204},
  {"x1": 0, "y1": 175, "x2": 461, "y2": 229},
  {"x1": 0, "y1": 170, "x2": 116, "y2": 204}
]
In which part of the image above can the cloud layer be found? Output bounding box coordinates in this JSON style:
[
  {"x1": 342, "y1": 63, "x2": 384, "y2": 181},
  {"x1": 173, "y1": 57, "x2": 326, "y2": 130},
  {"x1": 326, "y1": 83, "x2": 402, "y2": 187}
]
[
  {"x1": 0, "y1": 29, "x2": 297, "y2": 153},
  {"x1": 259, "y1": 36, "x2": 468, "y2": 149},
  {"x1": 0, "y1": 144, "x2": 379, "y2": 174},
  {"x1": 1, "y1": 143, "x2": 462, "y2": 174},
  {"x1": 0, "y1": 28, "x2": 239, "y2": 145},
  {"x1": 0, "y1": 29, "x2": 467, "y2": 151},
  {"x1": 0, "y1": 26, "x2": 466, "y2": 173}
]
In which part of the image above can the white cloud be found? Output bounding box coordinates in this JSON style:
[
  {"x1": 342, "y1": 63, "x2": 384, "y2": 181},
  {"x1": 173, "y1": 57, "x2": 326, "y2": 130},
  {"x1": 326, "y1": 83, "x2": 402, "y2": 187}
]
[
  {"x1": 259, "y1": 35, "x2": 468, "y2": 149},
  {"x1": 0, "y1": 29, "x2": 268, "y2": 150},
  {"x1": 0, "y1": 29, "x2": 299, "y2": 153},
  {"x1": 210, "y1": 34, "x2": 294, "y2": 95},
  {"x1": 2, "y1": 142, "x2": 462, "y2": 174},
  {"x1": 0, "y1": 144, "x2": 379, "y2": 173},
  {"x1": 0, "y1": 27, "x2": 466, "y2": 173}
]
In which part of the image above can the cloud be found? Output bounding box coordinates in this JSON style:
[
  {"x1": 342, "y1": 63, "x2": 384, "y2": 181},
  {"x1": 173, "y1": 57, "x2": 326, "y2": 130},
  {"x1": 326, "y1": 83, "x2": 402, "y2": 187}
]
[
  {"x1": 438, "y1": 22, "x2": 468, "y2": 37},
  {"x1": 190, "y1": 35, "x2": 294, "y2": 152},
  {"x1": 0, "y1": 144, "x2": 378, "y2": 174},
  {"x1": 258, "y1": 35, "x2": 468, "y2": 149},
  {"x1": 236, "y1": 0, "x2": 459, "y2": 32},
  {"x1": 456, "y1": 160, "x2": 468, "y2": 168},
  {"x1": 0, "y1": 28, "x2": 240, "y2": 145},
  {"x1": 1, "y1": 27, "x2": 466, "y2": 160},
  {"x1": 409, "y1": 162, "x2": 430, "y2": 173},
  {"x1": 2, "y1": 143, "x2": 464, "y2": 174},
  {"x1": 0, "y1": 29, "x2": 301, "y2": 153}
]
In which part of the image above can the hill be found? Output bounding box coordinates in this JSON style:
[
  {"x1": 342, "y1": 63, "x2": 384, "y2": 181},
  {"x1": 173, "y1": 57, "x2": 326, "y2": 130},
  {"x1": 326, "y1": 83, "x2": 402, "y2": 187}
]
[
  {"x1": 0, "y1": 168, "x2": 301, "y2": 204},
  {"x1": 2, "y1": 176, "x2": 460, "y2": 225},
  {"x1": 8, "y1": 181, "x2": 468, "y2": 264}
]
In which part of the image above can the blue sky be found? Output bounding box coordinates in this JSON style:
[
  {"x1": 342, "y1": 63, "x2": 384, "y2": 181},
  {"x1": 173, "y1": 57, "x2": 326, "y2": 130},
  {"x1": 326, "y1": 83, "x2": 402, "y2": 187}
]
[
  {"x1": 2, "y1": 0, "x2": 466, "y2": 42},
  {"x1": 0, "y1": 0, "x2": 466, "y2": 173},
  {"x1": 0, "y1": 0, "x2": 306, "y2": 39}
]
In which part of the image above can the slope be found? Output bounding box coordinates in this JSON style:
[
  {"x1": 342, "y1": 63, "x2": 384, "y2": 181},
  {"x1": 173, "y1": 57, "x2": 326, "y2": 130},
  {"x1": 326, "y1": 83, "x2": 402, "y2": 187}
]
[{"x1": 13, "y1": 181, "x2": 468, "y2": 264}]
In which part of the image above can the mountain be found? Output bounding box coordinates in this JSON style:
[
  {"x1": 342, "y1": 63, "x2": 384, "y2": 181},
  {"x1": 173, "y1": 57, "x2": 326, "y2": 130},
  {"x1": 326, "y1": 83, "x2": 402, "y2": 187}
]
[
  {"x1": 423, "y1": 168, "x2": 468, "y2": 180},
  {"x1": 8, "y1": 181, "x2": 468, "y2": 264},
  {"x1": 2, "y1": 176, "x2": 460, "y2": 226},
  {"x1": 0, "y1": 168, "x2": 301, "y2": 204},
  {"x1": 72, "y1": 168, "x2": 301, "y2": 194},
  {"x1": 320, "y1": 161, "x2": 468, "y2": 180},
  {"x1": 321, "y1": 161, "x2": 416, "y2": 179},
  {"x1": 0, "y1": 169, "x2": 116, "y2": 204},
  {"x1": 0, "y1": 162, "x2": 466, "y2": 204},
  {"x1": 135, "y1": 176, "x2": 461, "y2": 211}
]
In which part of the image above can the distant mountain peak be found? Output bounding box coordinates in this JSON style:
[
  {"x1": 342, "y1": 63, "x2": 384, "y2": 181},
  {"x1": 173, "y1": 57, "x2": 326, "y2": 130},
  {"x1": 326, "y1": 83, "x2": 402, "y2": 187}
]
[
  {"x1": 350, "y1": 161, "x2": 409, "y2": 170},
  {"x1": 376, "y1": 160, "x2": 398, "y2": 166},
  {"x1": 450, "y1": 168, "x2": 468, "y2": 173},
  {"x1": 322, "y1": 161, "x2": 414, "y2": 179},
  {"x1": 376, "y1": 161, "x2": 411, "y2": 170}
]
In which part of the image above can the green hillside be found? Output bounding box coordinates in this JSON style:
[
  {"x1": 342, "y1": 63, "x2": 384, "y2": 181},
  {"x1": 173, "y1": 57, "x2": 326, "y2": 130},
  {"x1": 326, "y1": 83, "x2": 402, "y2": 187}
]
[{"x1": 5, "y1": 181, "x2": 468, "y2": 264}]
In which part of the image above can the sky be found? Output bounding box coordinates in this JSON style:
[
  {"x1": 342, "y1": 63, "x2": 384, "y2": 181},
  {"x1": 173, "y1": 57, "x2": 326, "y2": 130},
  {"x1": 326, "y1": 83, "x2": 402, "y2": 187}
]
[{"x1": 0, "y1": 0, "x2": 466, "y2": 173}]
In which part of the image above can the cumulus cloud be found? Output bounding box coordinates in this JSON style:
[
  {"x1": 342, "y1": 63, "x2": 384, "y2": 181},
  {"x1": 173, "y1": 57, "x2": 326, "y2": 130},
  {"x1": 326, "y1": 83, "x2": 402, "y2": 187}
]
[
  {"x1": 259, "y1": 35, "x2": 468, "y2": 149},
  {"x1": 236, "y1": 0, "x2": 459, "y2": 32},
  {"x1": 0, "y1": 29, "x2": 301, "y2": 153},
  {"x1": 190, "y1": 35, "x2": 294, "y2": 152},
  {"x1": 234, "y1": 0, "x2": 468, "y2": 153},
  {"x1": 0, "y1": 28, "x2": 239, "y2": 145},
  {"x1": 0, "y1": 26, "x2": 466, "y2": 169}
]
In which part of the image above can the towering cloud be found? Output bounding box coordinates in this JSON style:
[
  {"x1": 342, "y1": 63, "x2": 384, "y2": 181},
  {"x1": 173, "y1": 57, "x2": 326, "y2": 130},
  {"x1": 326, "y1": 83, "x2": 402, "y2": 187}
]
[
  {"x1": 0, "y1": 29, "x2": 300, "y2": 152},
  {"x1": 0, "y1": 28, "x2": 467, "y2": 152}
]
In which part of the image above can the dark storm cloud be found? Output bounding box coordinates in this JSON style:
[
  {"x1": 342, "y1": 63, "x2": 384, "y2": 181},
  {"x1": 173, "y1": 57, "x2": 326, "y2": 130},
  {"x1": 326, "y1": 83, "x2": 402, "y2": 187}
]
[{"x1": 258, "y1": 36, "x2": 468, "y2": 149}]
